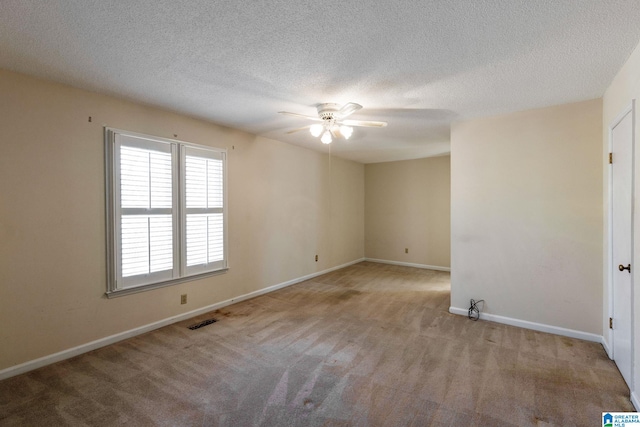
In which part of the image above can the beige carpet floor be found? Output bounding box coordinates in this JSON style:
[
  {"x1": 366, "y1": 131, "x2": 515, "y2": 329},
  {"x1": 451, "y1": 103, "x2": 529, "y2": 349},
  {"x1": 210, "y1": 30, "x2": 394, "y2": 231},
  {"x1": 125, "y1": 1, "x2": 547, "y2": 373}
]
[{"x1": 0, "y1": 261, "x2": 634, "y2": 426}]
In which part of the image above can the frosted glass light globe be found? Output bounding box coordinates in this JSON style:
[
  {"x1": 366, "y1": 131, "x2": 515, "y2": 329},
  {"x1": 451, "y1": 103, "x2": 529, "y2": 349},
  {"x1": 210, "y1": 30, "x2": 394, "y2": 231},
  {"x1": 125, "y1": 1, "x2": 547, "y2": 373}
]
[
  {"x1": 310, "y1": 124, "x2": 323, "y2": 137},
  {"x1": 321, "y1": 131, "x2": 332, "y2": 144},
  {"x1": 340, "y1": 125, "x2": 353, "y2": 139}
]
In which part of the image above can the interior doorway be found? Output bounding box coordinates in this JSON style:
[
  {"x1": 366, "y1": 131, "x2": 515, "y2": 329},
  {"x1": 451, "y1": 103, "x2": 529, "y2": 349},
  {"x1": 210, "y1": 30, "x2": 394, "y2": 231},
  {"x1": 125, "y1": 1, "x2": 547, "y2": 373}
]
[{"x1": 609, "y1": 101, "x2": 635, "y2": 389}]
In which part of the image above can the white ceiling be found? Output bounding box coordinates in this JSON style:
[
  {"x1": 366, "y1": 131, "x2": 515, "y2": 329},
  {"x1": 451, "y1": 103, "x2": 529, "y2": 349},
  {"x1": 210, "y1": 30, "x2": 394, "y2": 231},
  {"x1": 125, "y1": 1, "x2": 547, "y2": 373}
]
[{"x1": 2, "y1": 1, "x2": 640, "y2": 163}]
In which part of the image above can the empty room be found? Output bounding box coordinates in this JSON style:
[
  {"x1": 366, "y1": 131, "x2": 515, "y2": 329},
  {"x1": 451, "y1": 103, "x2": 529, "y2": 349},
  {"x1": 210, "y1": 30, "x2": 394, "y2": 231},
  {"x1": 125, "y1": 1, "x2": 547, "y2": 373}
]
[{"x1": 3, "y1": 1, "x2": 640, "y2": 426}]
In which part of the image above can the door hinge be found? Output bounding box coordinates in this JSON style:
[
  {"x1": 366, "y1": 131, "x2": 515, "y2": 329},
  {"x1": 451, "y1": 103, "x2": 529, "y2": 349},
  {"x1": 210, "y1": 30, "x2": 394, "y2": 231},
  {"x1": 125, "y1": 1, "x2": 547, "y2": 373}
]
[
  {"x1": 610, "y1": 317, "x2": 613, "y2": 329},
  {"x1": 609, "y1": 153, "x2": 613, "y2": 164}
]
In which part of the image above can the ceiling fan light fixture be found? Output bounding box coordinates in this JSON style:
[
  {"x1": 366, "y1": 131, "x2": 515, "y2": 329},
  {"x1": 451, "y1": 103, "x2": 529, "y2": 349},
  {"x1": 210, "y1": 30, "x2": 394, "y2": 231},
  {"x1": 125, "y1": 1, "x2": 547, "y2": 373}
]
[
  {"x1": 340, "y1": 125, "x2": 353, "y2": 139},
  {"x1": 321, "y1": 131, "x2": 332, "y2": 144},
  {"x1": 279, "y1": 102, "x2": 386, "y2": 144},
  {"x1": 310, "y1": 124, "x2": 323, "y2": 137}
]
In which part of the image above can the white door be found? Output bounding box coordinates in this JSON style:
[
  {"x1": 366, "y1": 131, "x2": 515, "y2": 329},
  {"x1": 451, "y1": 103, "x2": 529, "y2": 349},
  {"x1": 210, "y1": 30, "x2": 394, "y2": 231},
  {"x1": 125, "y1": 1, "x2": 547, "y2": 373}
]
[{"x1": 612, "y1": 106, "x2": 634, "y2": 389}]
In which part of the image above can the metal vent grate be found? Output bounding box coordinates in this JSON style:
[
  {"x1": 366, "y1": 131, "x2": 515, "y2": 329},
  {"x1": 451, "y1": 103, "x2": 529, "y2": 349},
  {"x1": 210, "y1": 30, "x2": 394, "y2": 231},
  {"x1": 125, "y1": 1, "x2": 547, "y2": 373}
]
[{"x1": 187, "y1": 318, "x2": 217, "y2": 330}]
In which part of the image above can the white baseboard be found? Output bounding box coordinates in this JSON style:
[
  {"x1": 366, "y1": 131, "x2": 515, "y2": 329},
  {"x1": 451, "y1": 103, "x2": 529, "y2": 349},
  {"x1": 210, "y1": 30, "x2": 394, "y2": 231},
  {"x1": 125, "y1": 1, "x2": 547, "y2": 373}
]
[
  {"x1": 0, "y1": 258, "x2": 365, "y2": 381},
  {"x1": 631, "y1": 392, "x2": 640, "y2": 411},
  {"x1": 601, "y1": 337, "x2": 613, "y2": 359},
  {"x1": 448, "y1": 306, "x2": 602, "y2": 343},
  {"x1": 364, "y1": 258, "x2": 450, "y2": 272}
]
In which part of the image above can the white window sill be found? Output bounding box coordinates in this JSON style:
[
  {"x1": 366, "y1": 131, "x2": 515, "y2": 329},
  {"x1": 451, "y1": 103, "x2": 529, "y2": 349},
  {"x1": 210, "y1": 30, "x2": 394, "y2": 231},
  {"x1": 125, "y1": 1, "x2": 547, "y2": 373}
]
[{"x1": 105, "y1": 268, "x2": 229, "y2": 298}]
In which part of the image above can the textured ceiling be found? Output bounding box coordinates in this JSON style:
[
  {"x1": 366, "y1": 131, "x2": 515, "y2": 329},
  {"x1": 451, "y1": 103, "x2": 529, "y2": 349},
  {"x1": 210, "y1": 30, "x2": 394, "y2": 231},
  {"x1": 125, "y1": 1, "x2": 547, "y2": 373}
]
[{"x1": 2, "y1": 1, "x2": 640, "y2": 163}]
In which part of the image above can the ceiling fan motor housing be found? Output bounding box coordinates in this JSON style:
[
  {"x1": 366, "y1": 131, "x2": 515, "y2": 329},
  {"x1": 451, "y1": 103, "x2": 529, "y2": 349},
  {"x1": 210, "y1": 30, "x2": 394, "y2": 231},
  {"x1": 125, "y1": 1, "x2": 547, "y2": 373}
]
[{"x1": 317, "y1": 103, "x2": 341, "y2": 120}]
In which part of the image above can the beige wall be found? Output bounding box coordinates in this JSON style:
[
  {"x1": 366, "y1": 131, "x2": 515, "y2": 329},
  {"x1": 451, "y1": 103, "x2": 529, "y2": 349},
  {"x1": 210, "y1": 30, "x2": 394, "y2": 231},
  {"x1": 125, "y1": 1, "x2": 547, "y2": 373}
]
[
  {"x1": 364, "y1": 156, "x2": 450, "y2": 268},
  {"x1": 450, "y1": 99, "x2": 603, "y2": 334},
  {"x1": 0, "y1": 69, "x2": 364, "y2": 371},
  {"x1": 603, "y1": 40, "x2": 640, "y2": 400}
]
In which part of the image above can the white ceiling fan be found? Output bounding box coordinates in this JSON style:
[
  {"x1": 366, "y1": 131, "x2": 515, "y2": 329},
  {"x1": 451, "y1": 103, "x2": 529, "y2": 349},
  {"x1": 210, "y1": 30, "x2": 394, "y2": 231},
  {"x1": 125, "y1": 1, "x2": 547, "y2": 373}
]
[{"x1": 279, "y1": 103, "x2": 387, "y2": 144}]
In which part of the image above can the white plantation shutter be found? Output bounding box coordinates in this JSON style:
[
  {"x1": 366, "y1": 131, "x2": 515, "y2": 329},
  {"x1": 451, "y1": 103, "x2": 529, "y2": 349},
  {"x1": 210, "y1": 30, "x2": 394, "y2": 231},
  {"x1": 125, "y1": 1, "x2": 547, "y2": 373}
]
[
  {"x1": 120, "y1": 215, "x2": 173, "y2": 276},
  {"x1": 183, "y1": 147, "x2": 226, "y2": 275},
  {"x1": 120, "y1": 146, "x2": 174, "y2": 277},
  {"x1": 106, "y1": 128, "x2": 227, "y2": 296},
  {"x1": 120, "y1": 146, "x2": 173, "y2": 209},
  {"x1": 115, "y1": 135, "x2": 177, "y2": 287}
]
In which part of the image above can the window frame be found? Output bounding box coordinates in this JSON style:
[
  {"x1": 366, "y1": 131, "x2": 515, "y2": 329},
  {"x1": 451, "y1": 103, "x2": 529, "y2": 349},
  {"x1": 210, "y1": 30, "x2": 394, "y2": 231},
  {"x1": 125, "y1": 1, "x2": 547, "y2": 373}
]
[
  {"x1": 181, "y1": 145, "x2": 227, "y2": 277},
  {"x1": 105, "y1": 128, "x2": 228, "y2": 297}
]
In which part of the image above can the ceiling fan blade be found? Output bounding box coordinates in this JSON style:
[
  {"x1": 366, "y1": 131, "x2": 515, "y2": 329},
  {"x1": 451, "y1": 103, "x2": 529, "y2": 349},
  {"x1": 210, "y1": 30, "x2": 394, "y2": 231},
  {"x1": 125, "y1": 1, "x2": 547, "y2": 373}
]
[
  {"x1": 341, "y1": 119, "x2": 388, "y2": 127},
  {"x1": 286, "y1": 125, "x2": 312, "y2": 134},
  {"x1": 337, "y1": 102, "x2": 362, "y2": 118},
  {"x1": 278, "y1": 111, "x2": 323, "y2": 122}
]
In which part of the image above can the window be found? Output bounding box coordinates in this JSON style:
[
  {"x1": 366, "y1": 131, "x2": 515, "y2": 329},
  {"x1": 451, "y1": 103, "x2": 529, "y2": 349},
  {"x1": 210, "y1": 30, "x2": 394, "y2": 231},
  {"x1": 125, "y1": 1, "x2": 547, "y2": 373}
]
[{"x1": 105, "y1": 128, "x2": 227, "y2": 296}]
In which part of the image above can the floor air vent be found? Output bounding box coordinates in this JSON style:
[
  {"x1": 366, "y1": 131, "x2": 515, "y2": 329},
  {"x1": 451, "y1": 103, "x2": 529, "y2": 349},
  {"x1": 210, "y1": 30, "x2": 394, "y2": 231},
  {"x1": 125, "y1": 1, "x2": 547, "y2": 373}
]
[{"x1": 187, "y1": 318, "x2": 217, "y2": 330}]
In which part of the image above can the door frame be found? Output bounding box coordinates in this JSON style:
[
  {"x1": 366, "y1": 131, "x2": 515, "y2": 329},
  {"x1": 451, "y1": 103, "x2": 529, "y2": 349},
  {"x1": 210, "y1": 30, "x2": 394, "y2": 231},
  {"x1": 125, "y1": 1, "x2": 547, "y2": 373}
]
[{"x1": 607, "y1": 99, "x2": 635, "y2": 381}]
